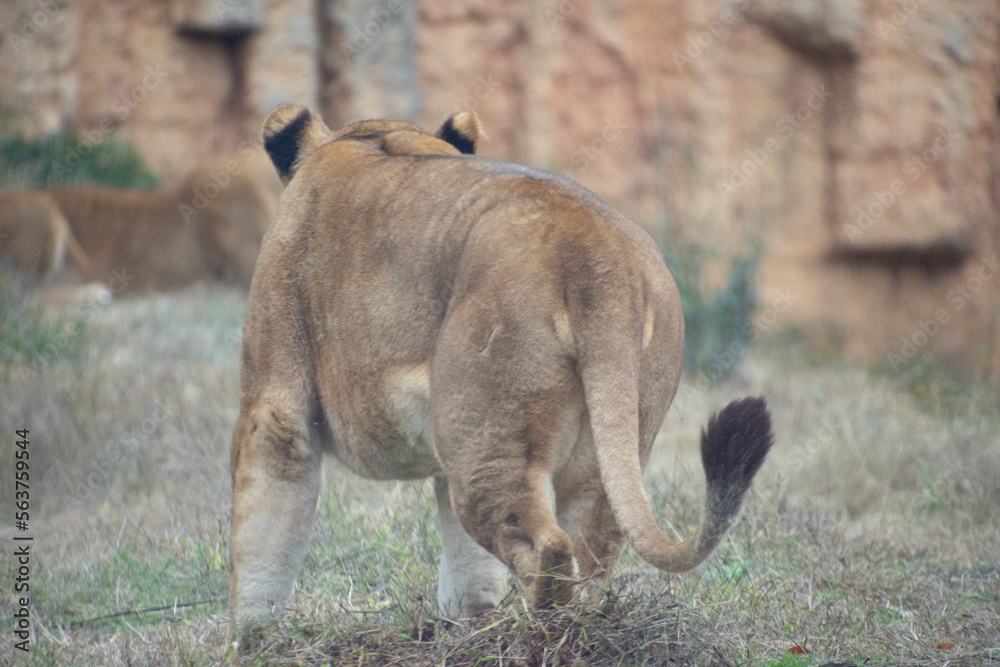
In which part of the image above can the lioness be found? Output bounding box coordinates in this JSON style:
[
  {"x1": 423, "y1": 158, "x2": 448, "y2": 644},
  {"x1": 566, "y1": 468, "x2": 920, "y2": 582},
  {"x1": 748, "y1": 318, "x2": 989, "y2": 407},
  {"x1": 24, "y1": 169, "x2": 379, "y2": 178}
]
[
  {"x1": 0, "y1": 189, "x2": 98, "y2": 285},
  {"x1": 0, "y1": 149, "x2": 282, "y2": 294},
  {"x1": 229, "y1": 105, "x2": 773, "y2": 637},
  {"x1": 0, "y1": 189, "x2": 114, "y2": 307}
]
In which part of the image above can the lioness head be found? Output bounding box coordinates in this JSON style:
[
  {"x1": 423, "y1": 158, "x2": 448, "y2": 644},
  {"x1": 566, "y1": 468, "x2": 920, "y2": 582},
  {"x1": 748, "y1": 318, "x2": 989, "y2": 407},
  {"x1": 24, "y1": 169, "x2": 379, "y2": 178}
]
[{"x1": 262, "y1": 105, "x2": 482, "y2": 185}]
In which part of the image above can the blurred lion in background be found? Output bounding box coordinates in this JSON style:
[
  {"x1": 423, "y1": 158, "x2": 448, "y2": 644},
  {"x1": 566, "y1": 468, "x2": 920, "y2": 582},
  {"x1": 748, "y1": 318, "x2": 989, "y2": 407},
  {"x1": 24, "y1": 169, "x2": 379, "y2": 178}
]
[
  {"x1": 0, "y1": 189, "x2": 111, "y2": 308},
  {"x1": 0, "y1": 189, "x2": 97, "y2": 285},
  {"x1": 0, "y1": 146, "x2": 281, "y2": 296}
]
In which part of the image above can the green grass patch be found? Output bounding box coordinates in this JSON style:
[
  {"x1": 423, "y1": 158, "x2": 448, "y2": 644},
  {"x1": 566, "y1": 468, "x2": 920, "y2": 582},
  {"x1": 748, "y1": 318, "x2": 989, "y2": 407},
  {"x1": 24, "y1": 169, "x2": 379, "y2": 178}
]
[
  {"x1": 33, "y1": 542, "x2": 227, "y2": 633},
  {"x1": 763, "y1": 654, "x2": 815, "y2": 667},
  {"x1": 0, "y1": 274, "x2": 88, "y2": 371}
]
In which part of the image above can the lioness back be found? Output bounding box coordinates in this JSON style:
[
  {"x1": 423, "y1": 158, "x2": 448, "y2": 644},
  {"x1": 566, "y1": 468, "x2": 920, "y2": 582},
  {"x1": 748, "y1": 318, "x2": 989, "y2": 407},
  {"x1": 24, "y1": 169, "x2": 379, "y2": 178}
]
[{"x1": 250, "y1": 140, "x2": 674, "y2": 476}]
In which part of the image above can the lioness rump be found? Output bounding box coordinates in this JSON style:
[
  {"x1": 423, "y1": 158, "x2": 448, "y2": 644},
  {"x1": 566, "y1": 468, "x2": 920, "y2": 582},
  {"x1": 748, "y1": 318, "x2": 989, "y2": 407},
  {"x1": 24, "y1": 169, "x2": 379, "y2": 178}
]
[{"x1": 229, "y1": 105, "x2": 773, "y2": 637}]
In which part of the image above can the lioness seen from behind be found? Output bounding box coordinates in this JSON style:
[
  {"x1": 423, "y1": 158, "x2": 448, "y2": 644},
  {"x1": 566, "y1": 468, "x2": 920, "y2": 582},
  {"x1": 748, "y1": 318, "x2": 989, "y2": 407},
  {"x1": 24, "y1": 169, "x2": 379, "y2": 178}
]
[{"x1": 229, "y1": 105, "x2": 773, "y2": 640}]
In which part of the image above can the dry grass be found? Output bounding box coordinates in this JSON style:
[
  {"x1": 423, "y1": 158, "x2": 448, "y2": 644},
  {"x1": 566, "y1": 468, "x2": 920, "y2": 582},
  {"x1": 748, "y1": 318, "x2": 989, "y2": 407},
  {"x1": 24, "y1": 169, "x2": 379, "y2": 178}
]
[{"x1": 1, "y1": 285, "x2": 998, "y2": 666}]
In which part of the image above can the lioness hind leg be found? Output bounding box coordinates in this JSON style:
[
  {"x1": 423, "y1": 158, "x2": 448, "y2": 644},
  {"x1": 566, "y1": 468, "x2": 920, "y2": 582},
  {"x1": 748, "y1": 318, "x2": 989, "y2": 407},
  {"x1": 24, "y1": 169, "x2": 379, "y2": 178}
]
[
  {"x1": 555, "y1": 482, "x2": 626, "y2": 602},
  {"x1": 434, "y1": 475, "x2": 509, "y2": 617},
  {"x1": 433, "y1": 295, "x2": 581, "y2": 607},
  {"x1": 229, "y1": 398, "x2": 322, "y2": 640},
  {"x1": 443, "y1": 461, "x2": 576, "y2": 609}
]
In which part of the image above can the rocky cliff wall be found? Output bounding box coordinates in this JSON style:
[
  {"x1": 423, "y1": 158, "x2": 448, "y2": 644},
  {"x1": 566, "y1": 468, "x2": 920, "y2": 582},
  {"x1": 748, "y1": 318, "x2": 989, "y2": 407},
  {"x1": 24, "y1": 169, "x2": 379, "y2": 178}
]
[{"x1": 1, "y1": 0, "x2": 997, "y2": 378}]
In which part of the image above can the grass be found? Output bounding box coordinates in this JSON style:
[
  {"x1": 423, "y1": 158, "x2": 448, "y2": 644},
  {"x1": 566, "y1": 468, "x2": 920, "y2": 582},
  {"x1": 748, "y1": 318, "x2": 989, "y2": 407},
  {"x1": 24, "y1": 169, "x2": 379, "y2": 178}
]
[
  {"x1": 0, "y1": 274, "x2": 89, "y2": 370},
  {"x1": 1, "y1": 285, "x2": 998, "y2": 666}
]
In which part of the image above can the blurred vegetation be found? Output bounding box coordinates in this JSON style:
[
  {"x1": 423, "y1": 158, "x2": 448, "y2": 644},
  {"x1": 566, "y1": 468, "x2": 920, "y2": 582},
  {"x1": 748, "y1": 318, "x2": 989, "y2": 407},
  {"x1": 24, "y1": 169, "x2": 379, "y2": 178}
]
[
  {"x1": 662, "y1": 236, "x2": 759, "y2": 377},
  {"x1": 0, "y1": 130, "x2": 159, "y2": 189},
  {"x1": 0, "y1": 275, "x2": 88, "y2": 371}
]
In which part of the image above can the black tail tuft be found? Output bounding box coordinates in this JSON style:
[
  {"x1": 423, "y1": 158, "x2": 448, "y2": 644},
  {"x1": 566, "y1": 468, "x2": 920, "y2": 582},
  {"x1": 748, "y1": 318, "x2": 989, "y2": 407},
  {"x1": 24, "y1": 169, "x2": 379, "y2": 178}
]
[{"x1": 700, "y1": 397, "x2": 773, "y2": 497}]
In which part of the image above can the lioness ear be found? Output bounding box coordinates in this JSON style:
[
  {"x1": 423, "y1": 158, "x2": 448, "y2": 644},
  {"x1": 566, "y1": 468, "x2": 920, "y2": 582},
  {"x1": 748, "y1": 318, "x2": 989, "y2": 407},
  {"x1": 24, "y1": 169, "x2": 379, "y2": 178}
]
[
  {"x1": 435, "y1": 111, "x2": 482, "y2": 155},
  {"x1": 262, "y1": 105, "x2": 333, "y2": 185}
]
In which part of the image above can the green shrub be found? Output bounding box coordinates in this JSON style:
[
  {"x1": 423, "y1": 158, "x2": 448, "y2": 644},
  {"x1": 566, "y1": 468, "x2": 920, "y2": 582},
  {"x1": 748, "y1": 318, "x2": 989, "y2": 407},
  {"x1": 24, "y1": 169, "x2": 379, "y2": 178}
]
[
  {"x1": 662, "y1": 237, "x2": 759, "y2": 378},
  {"x1": 0, "y1": 130, "x2": 159, "y2": 189}
]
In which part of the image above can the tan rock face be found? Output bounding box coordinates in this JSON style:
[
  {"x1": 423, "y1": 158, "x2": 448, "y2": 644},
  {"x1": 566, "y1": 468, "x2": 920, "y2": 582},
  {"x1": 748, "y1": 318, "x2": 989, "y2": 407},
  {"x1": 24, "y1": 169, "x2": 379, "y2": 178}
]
[
  {"x1": 0, "y1": 0, "x2": 80, "y2": 134},
  {"x1": 245, "y1": 0, "x2": 320, "y2": 127},
  {"x1": 1, "y1": 0, "x2": 997, "y2": 378},
  {"x1": 171, "y1": 0, "x2": 265, "y2": 37},
  {"x1": 318, "y1": 0, "x2": 419, "y2": 127},
  {"x1": 731, "y1": 0, "x2": 1000, "y2": 375}
]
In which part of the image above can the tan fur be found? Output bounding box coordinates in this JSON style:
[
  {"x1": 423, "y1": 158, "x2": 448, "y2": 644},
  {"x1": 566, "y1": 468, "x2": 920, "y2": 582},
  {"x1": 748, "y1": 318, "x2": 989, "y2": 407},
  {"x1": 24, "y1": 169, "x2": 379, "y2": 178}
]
[
  {"x1": 1, "y1": 148, "x2": 281, "y2": 295},
  {"x1": 229, "y1": 106, "x2": 773, "y2": 640},
  {"x1": 0, "y1": 189, "x2": 112, "y2": 308},
  {"x1": 0, "y1": 190, "x2": 85, "y2": 284}
]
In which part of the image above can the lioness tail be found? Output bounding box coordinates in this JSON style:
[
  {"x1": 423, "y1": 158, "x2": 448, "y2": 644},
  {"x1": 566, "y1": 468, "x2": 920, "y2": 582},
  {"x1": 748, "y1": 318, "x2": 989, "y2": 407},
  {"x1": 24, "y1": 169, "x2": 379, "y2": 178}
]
[
  {"x1": 584, "y1": 356, "x2": 772, "y2": 572},
  {"x1": 699, "y1": 398, "x2": 773, "y2": 520}
]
